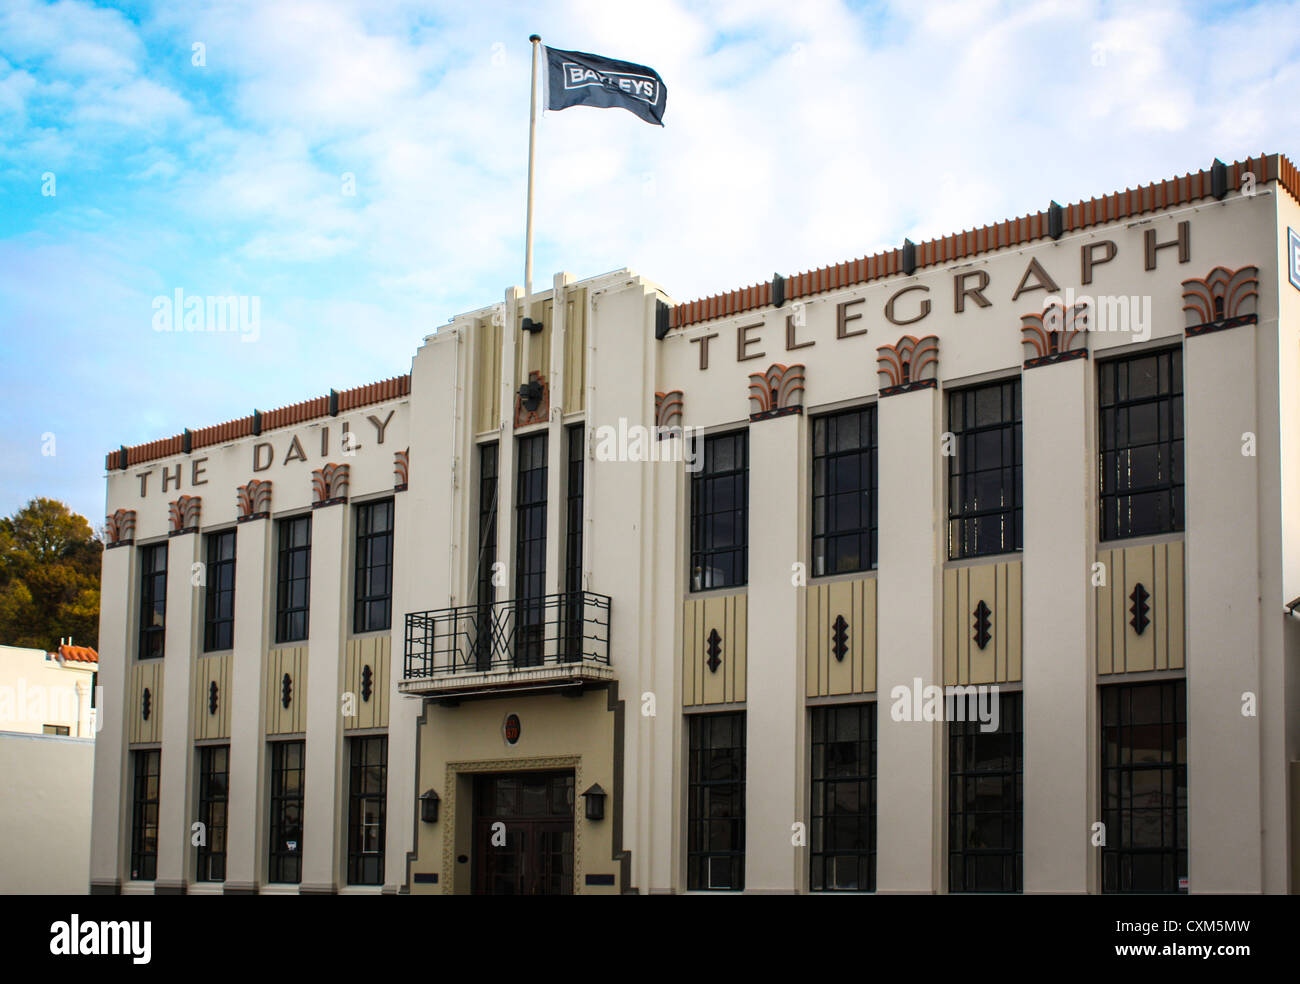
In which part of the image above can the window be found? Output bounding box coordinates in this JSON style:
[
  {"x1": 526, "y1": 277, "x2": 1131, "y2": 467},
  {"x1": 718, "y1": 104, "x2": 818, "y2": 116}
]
[
  {"x1": 1101, "y1": 680, "x2": 1187, "y2": 894},
  {"x1": 138, "y1": 543, "x2": 167, "y2": 660},
  {"x1": 130, "y1": 749, "x2": 161, "y2": 880},
  {"x1": 1099, "y1": 349, "x2": 1184, "y2": 540},
  {"x1": 810, "y1": 703, "x2": 876, "y2": 892},
  {"x1": 563, "y1": 425, "x2": 584, "y2": 661},
  {"x1": 268, "y1": 740, "x2": 305, "y2": 884},
  {"x1": 689, "y1": 431, "x2": 748, "y2": 591},
  {"x1": 196, "y1": 745, "x2": 228, "y2": 883},
  {"x1": 275, "y1": 517, "x2": 311, "y2": 644},
  {"x1": 948, "y1": 691, "x2": 1023, "y2": 893},
  {"x1": 475, "y1": 443, "x2": 499, "y2": 671},
  {"x1": 515, "y1": 433, "x2": 548, "y2": 667},
  {"x1": 687, "y1": 712, "x2": 745, "y2": 891},
  {"x1": 812, "y1": 406, "x2": 878, "y2": 576},
  {"x1": 203, "y1": 530, "x2": 236, "y2": 652},
  {"x1": 354, "y1": 499, "x2": 394, "y2": 633},
  {"x1": 347, "y1": 736, "x2": 387, "y2": 885},
  {"x1": 43, "y1": 724, "x2": 70, "y2": 736},
  {"x1": 948, "y1": 380, "x2": 1022, "y2": 560}
]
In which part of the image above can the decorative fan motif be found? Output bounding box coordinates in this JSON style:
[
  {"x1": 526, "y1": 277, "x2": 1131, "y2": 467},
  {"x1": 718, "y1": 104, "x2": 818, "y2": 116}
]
[
  {"x1": 1182, "y1": 265, "x2": 1259, "y2": 333},
  {"x1": 747, "y1": 364, "x2": 806, "y2": 420},
  {"x1": 393, "y1": 449, "x2": 410, "y2": 489},
  {"x1": 655, "y1": 390, "x2": 684, "y2": 432},
  {"x1": 1021, "y1": 302, "x2": 1089, "y2": 366},
  {"x1": 236, "y1": 479, "x2": 272, "y2": 520},
  {"x1": 311, "y1": 463, "x2": 350, "y2": 505},
  {"x1": 168, "y1": 495, "x2": 202, "y2": 534},
  {"x1": 877, "y1": 335, "x2": 939, "y2": 394},
  {"x1": 105, "y1": 508, "x2": 137, "y2": 547}
]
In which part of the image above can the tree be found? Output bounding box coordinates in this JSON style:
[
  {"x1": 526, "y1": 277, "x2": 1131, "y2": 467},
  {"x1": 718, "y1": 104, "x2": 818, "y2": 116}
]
[{"x1": 0, "y1": 498, "x2": 102, "y2": 651}]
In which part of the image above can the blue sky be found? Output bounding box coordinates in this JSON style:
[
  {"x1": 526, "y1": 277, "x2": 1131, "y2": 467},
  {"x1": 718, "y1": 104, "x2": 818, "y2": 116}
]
[{"x1": 1, "y1": 0, "x2": 1298, "y2": 523}]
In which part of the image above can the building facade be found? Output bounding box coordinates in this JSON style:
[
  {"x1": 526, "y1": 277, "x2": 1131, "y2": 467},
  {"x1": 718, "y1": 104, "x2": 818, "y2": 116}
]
[{"x1": 90, "y1": 153, "x2": 1300, "y2": 894}]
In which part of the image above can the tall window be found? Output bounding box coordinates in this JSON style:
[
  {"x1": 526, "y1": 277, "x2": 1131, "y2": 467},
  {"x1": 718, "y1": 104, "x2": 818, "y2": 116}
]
[
  {"x1": 948, "y1": 691, "x2": 1023, "y2": 893},
  {"x1": 810, "y1": 703, "x2": 876, "y2": 892},
  {"x1": 948, "y1": 380, "x2": 1022, "y2": 559},
  {"x1": 130, "y1": 749, "x2": 160, "y2": 880},
  {"x1": 354, "y1": 499, "x2": 394, "y2": 633},
  {"x1": 1099, "y1": 349, "x2": 1184, "y2": 540},
  {"x1": 138, "y1": 543, "x2": 167, "y2": 660},
  {"x1": 203, "y1": 530, "x2": 236, "y2": 652},
  {"x1": 563, "y1": 425, "x2": 585, "y2": 661},
  {"x1": 195, "y1": 745, "x2": 228, "y2": 883},
  {"x1": 268, "y1": 740, "x2": 305, "y2": 884},
  {"x1": 275, "y1": 516, "x2": 311, "y2": 644},
  {"x1": 475, "y1": 443, "x2": 499, "y2": 671},
  {"x1": 690, "y1": 431, "x2": 748, "y2": 592},
  {"x1": 515, "y1": 433, "x2": 548, "y2": 667},
  {"x1": 347, "y1": 736, "x2": 388, "y2": 885},
  {"x1": 1101, "y1": 680, "x2": 1187, "y2": 894},
  {"x1": 687, "y1": 712, "x2": 745, "y2": 891},
  {"x1": 812, "y1": 406, "x2": 878, "y2": 576}
]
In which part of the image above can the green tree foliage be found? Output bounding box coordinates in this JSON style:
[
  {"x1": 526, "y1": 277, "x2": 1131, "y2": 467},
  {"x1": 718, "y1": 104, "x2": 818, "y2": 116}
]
[{"x1": 0, "y1": 498, "x2": 102, "y2": 651}]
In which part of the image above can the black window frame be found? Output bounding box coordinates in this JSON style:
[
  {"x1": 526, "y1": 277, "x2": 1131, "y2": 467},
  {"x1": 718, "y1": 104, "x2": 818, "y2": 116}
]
[
  {"x1": 475, "y1": 442, "x2": 499, "y2": 672},
  {"x1": 687, "y1": 711, "x2": 745, "y2": 891},
  {"x1": 1098, "y1": 348, "x2": 1184, "y2": 541},
  {"x1": 948, "y1": 690, "x2": 1023, "y2": 893},
  {"x1": 1100, "y1": 679, "x2": 1187, "y2": 894},
  {"x1": 195, "y1": 744, "x2": 229, "y2": 883},
  {"x1": 810, "y1": 702, "x2": 876, "y2": 892},
  {"x1": 268, "y1": 739, "x2": 305, "y2": 884},
  {"x1": 514, "y1": 432, "x2": 548, "y2": 667},
  {"x1": 138, "y1": 542, "x2": 168, "y2": 661},
  {"x1": 203, "y1": 529, "x2": 237, "y2": 653},
  {"x1": 346, "y1": 735, "x2": 388, "y2": 886},
  {"x1": 275, "y1": 516, "x2": 312, "y2": 645},
  {"x1": 689, "y1": 430, "x2": 749, "y2": 592},
  {"x1": 353, "y1": 499, "x2": 394, "y2": 634},
  {"x1": 562, "y1": 424, "x2": 585, "y2": 661},
  {"x1": 947, "y1": 379, "x2": 1023, "y2": 560},
  {"x1": 812, "y1": 405, "x2": 878, "y2": 577},
  {"x1": 130, "y1": 748, "x2": 161, "y2": 881}
]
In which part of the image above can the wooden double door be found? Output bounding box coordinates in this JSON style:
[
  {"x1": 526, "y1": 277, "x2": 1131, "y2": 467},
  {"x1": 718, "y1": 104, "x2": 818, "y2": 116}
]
[{"x1": 473, "y1": 771, "x2": 574, "y2": 895}]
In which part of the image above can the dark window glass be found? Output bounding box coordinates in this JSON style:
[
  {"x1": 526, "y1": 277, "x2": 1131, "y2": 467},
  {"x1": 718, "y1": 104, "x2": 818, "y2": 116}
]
[
  {"x1": 1101, "y1": 680, "x2": 1187, "y2": 894},
  {"x1": 687, "y1": 712, "x2": 745, "y2": 891},
  {"x1": 1099, "y1": 349, "x2": 1184, "y2": 540},
  {"x1": 948, "y1": 380, "x2": 1022, "y2": 559},
  {"x1": 203, "y1": 530, "x2": 236, "y2": 652},
  {"x1": 810, "y1": 703, "x2": 876, "y2": 892},
  {"x1": 130, "y1": 749, "x2": 161, "y2": 880},
  {"x1": 475, "y1": 443, "x2": 499, "y2": 672},
  {"x1": 43, "y1": 724, "x2": 70, "y2": 735},
  {"x1": 347, "y1": 736, "x2": 387, "y2": 885},
  {"x1": 515, "y1": 433, "x2": 548, "y2": 667},
  {"x1": 563, "y1": 425, "x2": 585, "y2": 662},
  {"x1": 812, "y1": 406, "x2": 878, "y2": 576},
  {"x1": 354, "y1": 500, "x2": 394, "y2": 633},
  {"x1": 948, "y1": 691, "x2": 1023, "y2": 893},
  {"x1": 196, "y1": 745, "x2": 229, "y2": 883},
  {"x1": 268, "y1": 740, "x2": 305, "y2": 884},
  {"x1": 275, "y1": 517, "x2": 311, "y2": 644},
  {"x1": 690, "y1": 431, "x2": 749, "y2": 591},
  {"x1": 138, "y1": 543, "x2": 167, "y2": 660}
]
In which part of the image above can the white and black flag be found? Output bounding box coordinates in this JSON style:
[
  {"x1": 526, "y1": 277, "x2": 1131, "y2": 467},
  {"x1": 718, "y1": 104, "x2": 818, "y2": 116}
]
[{"x1": 544, "y1": 46, "x2": 667, "y2": 126}]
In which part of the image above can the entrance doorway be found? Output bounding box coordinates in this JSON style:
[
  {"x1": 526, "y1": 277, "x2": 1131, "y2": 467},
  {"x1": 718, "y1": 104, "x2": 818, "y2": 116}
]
[{"x1": 473, "y1": 771, "x2": 574, "y2": 895}]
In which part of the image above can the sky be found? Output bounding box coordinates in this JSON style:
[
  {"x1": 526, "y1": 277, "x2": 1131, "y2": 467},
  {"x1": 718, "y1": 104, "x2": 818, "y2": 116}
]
[{"x1": 1, "y1": 0, "x2": 1298, "y2": 524}]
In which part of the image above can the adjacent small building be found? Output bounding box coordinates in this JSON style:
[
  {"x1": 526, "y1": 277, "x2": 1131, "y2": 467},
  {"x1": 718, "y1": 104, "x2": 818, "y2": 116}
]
[{"x1": 89, "y1": 152, "x2": 1300, "y2": 894}]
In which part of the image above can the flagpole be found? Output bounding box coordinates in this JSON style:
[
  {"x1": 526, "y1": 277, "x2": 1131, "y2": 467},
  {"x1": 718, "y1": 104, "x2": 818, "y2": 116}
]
[{"x1": 524, "y1": 34, "x2": 541, "y2": 300}]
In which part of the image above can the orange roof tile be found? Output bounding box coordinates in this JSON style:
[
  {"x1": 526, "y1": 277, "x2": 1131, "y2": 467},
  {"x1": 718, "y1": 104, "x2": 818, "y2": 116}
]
[{"x1": 56, "y1": 644, "x2": 99, "y2": 664}]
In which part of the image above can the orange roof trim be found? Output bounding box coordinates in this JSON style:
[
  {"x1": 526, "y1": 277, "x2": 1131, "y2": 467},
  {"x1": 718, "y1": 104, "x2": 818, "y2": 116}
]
[
  {"x1": 56, "y1": 644, "x2": 99, "y2": 664},
  {"x1": 669, "y1": 152, "x2": 1299, "y2": 331}
]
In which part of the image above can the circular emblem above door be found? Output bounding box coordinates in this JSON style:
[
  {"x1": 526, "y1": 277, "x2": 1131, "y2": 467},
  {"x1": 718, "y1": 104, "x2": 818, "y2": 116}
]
[{"x1": 504, "y1": 713, "x2": 521, "y2": 745}]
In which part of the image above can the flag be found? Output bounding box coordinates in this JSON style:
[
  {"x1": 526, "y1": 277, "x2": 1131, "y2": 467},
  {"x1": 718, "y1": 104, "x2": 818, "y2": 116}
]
[{"x1": 544, "y1": 46, "x2": 667, "y2": 126}]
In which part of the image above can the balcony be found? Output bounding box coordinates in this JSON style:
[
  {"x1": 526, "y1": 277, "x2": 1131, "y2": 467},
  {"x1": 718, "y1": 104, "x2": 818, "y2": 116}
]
[{"x1": 399, "y1": 591, "x2": 613, "y2": 698}]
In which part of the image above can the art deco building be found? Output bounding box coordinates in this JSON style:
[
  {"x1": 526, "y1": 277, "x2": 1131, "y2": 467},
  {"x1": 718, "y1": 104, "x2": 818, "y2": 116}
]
[{"x1": 90, "y1": 152, "x2": 1300, "y2": 894}]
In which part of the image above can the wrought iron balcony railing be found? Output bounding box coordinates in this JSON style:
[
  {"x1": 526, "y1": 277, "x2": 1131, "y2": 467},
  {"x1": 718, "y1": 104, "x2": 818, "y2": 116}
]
[{"x1": 404, "y1": 590, "x2": 611, "y2": 680}]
